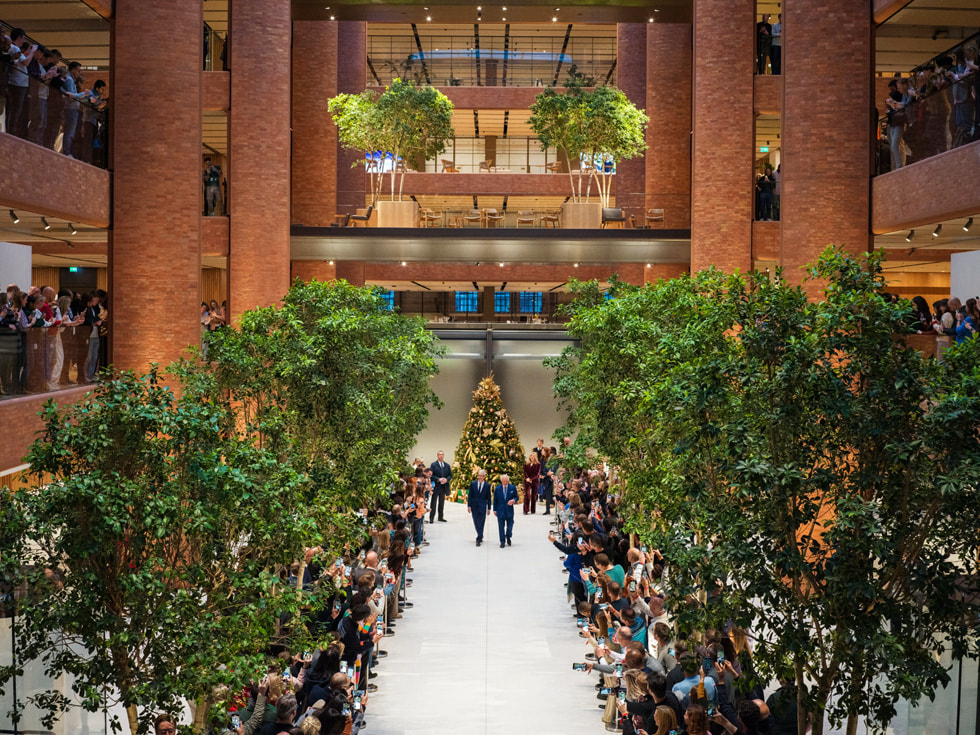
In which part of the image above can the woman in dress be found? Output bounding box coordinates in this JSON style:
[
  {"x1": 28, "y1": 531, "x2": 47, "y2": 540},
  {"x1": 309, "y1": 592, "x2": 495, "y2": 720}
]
[{"x1": 523, "y1": 451, "x2": 541, "y2": 514}]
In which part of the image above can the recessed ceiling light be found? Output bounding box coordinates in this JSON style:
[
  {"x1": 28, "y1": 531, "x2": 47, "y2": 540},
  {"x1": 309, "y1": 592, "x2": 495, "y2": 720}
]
[{"x1": 502, "y1": 16, "x2": 506, "y2": 20}]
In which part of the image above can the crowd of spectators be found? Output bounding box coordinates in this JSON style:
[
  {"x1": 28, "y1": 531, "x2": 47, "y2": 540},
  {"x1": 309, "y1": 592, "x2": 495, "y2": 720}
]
[
  {"x1": 756, "y1": 14, "x2": 782, "y2": 76},
  {"x1": 882, "y1": 39, "x2": 979, "y2": 172},
  {"x1": 0, "y1": 284, "x2": 107, "y2": 396},
  {"x1": 754, "y1": 165, "x2": 779, "y2": 222},
  {"x1": 904, "y1": 294, "x2": 978, "y2": 345},
  {"x1": 153, "y1": 469, "x2": 434, "y2": 735},
  {"x1": 0, "y1": 24, "x2": 108, "y2": 165},
  {"x1": 547, "y1": 458, "x2": 803, "y2": 735}
]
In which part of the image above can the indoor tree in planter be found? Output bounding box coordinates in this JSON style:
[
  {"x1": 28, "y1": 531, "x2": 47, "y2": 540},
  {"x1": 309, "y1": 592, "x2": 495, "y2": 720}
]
[
  {"x1": 328, "y1": 78, "x2": 455, "y2": 204},
  {"x1": 529, "y1": 81, "x2": 647, "y2": 208}
]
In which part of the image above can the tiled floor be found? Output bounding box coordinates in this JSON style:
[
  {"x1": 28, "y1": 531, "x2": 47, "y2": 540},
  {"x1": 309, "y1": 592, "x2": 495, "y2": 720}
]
[{"x1": 368, "y1": 501, "x2": 604, "y2": 735}]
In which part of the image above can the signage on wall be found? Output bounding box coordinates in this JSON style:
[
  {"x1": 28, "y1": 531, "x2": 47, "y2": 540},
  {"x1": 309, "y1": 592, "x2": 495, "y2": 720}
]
[{"x1": 759, "y1": 146, "x2": 770, "y2": 153}]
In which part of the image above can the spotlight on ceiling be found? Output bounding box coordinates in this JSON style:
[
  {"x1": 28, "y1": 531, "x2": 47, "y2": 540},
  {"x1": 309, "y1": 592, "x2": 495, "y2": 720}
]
[
  {"x1": 933, "y1": 224, "x2": 942, "y2": 238},
  {"x1": 401, "y1": 261, "x2": 407, "y2": 266},
  {"x1": 69, "y1": 223, "x2": 78, "y2": 235},
  {"x1": 905, "y1": 230, "x2": 914, "y2": 242},
  {"x1": 964, "y1": 218, "x2": 973, "y2": 232},
  {"x1": 9, "y1": 209, "x2": 19, "y2": 224},
  {"x1": 426, "y1": 15, "x2": 432, "y2": 20},
  {"x1": 552, "y1": 16, "x2": 557, "y2": 21},
  {"x1": 41, "y1": 217, "x2": 51, "y2": 231}
]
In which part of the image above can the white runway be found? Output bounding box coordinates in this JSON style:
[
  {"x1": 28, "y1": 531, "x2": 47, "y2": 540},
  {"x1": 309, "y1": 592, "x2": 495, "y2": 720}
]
[{"x1": 368, "y1": 501, "x2": 604, "y2": 735}]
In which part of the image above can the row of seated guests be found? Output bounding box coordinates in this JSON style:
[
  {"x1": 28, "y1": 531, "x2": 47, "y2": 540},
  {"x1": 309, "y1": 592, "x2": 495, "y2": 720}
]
[
  {"x1": 1, "y1": 26, "x2": 107, "y2": 165},
  {"x1": 549, "y1": 470, "x2": 803, "y2": 735},
  {"x1": 151, "y1": 492, "x2": 430, "y2": 735},
  {"x1": 0, "y1": 284, "x2": 108, "y2": 396}
]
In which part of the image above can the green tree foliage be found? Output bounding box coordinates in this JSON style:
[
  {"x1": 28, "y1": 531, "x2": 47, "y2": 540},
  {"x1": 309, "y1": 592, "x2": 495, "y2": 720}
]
[
  {"x1": 552, "y1": 249, "x2": 980, "y2": 735},
  {"x1": 328, "y1": 79, "x2": 454, "y2": 202},
  {"x1": 450, "y1": 376, "x2": 525, "y2": 501},
  {"x1": 192, "y1": 279, "x2": 443, "y2": 538},
  {"x1": 529, "y1": 83, "x2": 647, "y2": 206},
  {"x1": 0, "y1": 370, "x2": 313, "y2": 734}
]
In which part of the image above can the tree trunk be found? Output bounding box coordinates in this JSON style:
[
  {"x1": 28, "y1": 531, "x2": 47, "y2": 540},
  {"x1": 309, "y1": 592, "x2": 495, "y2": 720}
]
[
  {"x1": 296, "y1": 559, "x2": 307, "y2": 598},
  {"x1": 567, "y1": 168, "x2": 577, "y2": 203},
  {"x1": 796, "y1": 656, "x2": 813, "y2": 735},
  {"x1": 845, "y1": 714, "x2": 859, "y2": 735},
  {"x1": 126, "y1": 703, "x2": 139, "y2": 735}
]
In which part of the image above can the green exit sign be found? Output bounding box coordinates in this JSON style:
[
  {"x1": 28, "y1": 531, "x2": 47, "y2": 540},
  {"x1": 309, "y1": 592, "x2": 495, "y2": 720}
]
[
  {"x1": 68, "y1": 267, "x2": 80, "y2": 273},
  {"x1": 760, "y1": 146, "x2": 770, "y2": 153}
]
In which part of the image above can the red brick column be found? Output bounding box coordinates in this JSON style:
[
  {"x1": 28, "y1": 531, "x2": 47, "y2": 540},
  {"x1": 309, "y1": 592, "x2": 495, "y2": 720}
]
[
  {"x1": 228, "y1": 0, "x2": 291, "y2": 320},
  {"x1": 110, "y1": 0, "x2": 201, "y2": 371},
  {"x1": 337, "y1": 23, "x2": 367, "y2": 214},
  {"x1": 646, "y1": 23, "x2": 692, "y2": 230},
  {"x1": 780, "y1": 0, "x2": 872, "y2": 286},
  {"x1": 292, "y1": 22, "x2": 338, "y2": 226},
  {"x1": 615, "y1": 24, "x2": 647, "y2": 216},
  {"x1": 691, "y1": 0, "x2": 755, "y2": 274}
]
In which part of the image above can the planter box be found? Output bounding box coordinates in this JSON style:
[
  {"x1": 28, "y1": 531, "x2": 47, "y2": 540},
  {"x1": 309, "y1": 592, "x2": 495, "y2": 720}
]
[
  {"x1": 561, "y1": 201, "x2": 602, "y2": 229},
  {"x1": 377, "y1": 200, "x2": 419, "y2": 228}
]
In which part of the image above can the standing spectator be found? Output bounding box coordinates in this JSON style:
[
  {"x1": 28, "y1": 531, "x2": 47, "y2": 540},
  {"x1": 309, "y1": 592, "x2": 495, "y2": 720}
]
[
  {"x1": 6, "y1": 29, "x2": 35, "y2": 137},
  {"x1": 428, "y1": 450, "x2": 451, "y2": 523},
  {"x1": 61, "y1": 61, "x2": 85, "y2": 158},
  {"x1": 770, "y1": 14, "x2": 782, "y2": 75},
  {"x1": 772, "y1": 164, "x2": 781, "y2": 221},
  {"x1": 885, "y1": 83, "x2": 907, "y2": 171},
  {"x1": 756, "y1": 14, "x2": 772, "y2": 75},
  {"x1": 27, "y1": 46, "x2": 58, "y2": 145},
  {"x1": 204, "y1": 157, "x2": 224, "y2": 215},
  {"x1": 77, "y1": 79, "x2": 107, "y2": 164},
  {"x1": 522, "y1": 451, "x2": 540, "y2": 514},
  {"x1": 44, "y1": 64, "x2": 67, "y2": 149},
  {"x1": 755, "y1": 167, "x2": 774, "y2": 221},
  {"x1": 950, "y1": 48, "x2": 977, "y2": 147},
  {"x1": 82, "y1": 291, "x2": 102, "y2": 382}
]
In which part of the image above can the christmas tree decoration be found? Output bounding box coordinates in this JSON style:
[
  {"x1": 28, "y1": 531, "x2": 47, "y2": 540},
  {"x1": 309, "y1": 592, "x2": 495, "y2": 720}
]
[{"x1": 450, "y1": 375, "x2": 524, "y2": 502}]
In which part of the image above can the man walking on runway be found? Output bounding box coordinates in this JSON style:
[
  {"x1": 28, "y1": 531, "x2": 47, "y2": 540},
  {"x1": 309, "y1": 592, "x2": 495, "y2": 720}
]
[
  {"x1": 493, "y1": 474, "x2": 519, "y2": 548},
  {"x1": 429, "y1": 450, "x2": 451, "y2": 523},
  {"x1": 467, "y1": 469, "x2": 492, "y2": 546}
]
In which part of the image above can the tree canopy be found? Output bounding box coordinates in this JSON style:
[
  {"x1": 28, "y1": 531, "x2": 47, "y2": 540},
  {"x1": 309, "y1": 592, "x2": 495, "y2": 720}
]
[{"x1": 550, "y1": 248, "x2": 980, "y2": 735}]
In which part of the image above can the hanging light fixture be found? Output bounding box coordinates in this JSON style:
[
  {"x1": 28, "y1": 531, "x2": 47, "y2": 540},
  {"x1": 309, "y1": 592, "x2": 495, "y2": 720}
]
[
  {"x1": 905, "y1": 230, "x2": 914, "y2": 242},
  {"x1": 9, "y1": 210, "x2": 19, "y2": 224},
  {"x1": 963, "y1": 218, "x2": 973, "y2": 232},
  {"x1": 41, "y1": 217, "x2": 51, "y2": 231},
  {"x1": 932, "y1": 224, "x2": 942, "y2": 237}
]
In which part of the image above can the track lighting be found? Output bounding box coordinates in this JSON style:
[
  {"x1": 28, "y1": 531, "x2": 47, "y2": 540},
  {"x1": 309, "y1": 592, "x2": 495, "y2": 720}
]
[
  {"x1": 905, "y1": 230, "x2": 914, "y2": 242},
  {"x1": 932, "y1": 224, "x2": 942, "y2": 238},
  {"x1": 41, "y1": 217, "x2": 51, "y2": 231},
  {"x1": 964, "y1": 218, "x2": 973, "y2": 232},
  {"x1": 69, "y1": 223, "x2": 78, "y2": 235},
  {"x1": 9, "y1": 209, "x2": 19, "y2": 224}
]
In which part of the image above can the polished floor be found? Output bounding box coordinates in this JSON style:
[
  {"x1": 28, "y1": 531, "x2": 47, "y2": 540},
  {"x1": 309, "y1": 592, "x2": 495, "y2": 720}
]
[{"x1": 369, "y1": 501, "x2": 603, "y2": 735}]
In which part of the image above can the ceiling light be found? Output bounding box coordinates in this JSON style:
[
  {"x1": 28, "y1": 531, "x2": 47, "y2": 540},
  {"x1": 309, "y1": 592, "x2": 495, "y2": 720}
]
[
  {"x1": 648, "y1": 17, "x2": 654, "y2": 21},
  {"x1": 502, "y1": 6, "x2": 507, "y2": 10},
  {"x1": 555, "y1": 6, "x2": 560, "y2": 10},
  {"x1": 426, "y1": 15, "x2": 432, "y2": 20},
  {"x1": 330, "y1": 15, "x2": 335, "y2": 20},
  {"x1": 69, "y1": 223, "x2": 78, "y2": 235},
  {"x1": 328, "y1": 260, "x2": 334, "y2": 265},
  {"x1": 477, "y1": 5, "x2": 482, "y2": 9},
  {"x1": 574, "y1": 263, "x2": 579, "y2": 268},
  {"x1": 552, "y1": 16, "x2": 557, "y2": 21},
  {"x1": 499, "y1": 262, "x2": 505, "y2": 267},
  {"x1": 41, "y1": 217, "x2": 51, "y2": 230},
  {"x1": 905, "y1": 230, "x2": 914, "y2": 242},
  {"x1": 963, "y1": 218, "x2": 973, "y2": 232},
  {"x1": 502, "y1": 16, "x2": 506, "y2": 20},
  {"x1": 933, "y1": 224, "x2": 942, "y2": 237},
  {"x1": 654, "y1": 7, "x2": 660, "y2": 11},
  {"x1": 401, "y1": 261, "x2": 407, "y2": 266},
  {"x1": 646, "y1": 263, "x2": 651, "y2": 268},
  {"x1": 9, "y1": 210, "x2": 19, "y2": 224}
]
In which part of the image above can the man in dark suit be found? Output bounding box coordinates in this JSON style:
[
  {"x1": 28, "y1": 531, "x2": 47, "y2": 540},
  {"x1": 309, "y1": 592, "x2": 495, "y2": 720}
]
[
  {"x1": 429, "y1": 450, "x2": 451, "y2": 523},
  {"x1": 492, "y1": 473, "x2": 519, "y2": 548},
  {"x1": 467, "y1": 469, "x2": 492, "y2": 546}
]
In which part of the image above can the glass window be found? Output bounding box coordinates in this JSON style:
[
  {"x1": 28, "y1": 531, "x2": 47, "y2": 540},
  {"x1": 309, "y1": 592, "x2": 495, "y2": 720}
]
[
  {"x1": 494, "y1": 292, "x2": 511, "y2": 313},
  {"x1": 456, "y1": 291, "x2": 479, "y2": 312},
  {"x1": 519, "y1": 292, "x2": 543, "y2": 313},
  {"x1": 379, "y1": 291, "x2": 395, "y2": 310}
]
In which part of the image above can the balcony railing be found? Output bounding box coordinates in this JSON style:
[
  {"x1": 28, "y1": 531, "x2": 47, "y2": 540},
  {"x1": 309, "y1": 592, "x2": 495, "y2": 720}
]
[
  {"x1": 367, "y1": 33, "x2": 616, "y2": 88},
  {"x1": 876, "y1": 31, "x2": 980, "y2": 175},
  {"x1": 0, "y1": 325, "x2": 102, "y2": 400}
]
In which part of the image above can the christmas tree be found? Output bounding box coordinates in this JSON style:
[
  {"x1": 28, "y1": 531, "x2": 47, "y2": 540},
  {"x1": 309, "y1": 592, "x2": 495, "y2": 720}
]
[{"x1": 450, "y1": 376, "x2": 525, "y2": 502}]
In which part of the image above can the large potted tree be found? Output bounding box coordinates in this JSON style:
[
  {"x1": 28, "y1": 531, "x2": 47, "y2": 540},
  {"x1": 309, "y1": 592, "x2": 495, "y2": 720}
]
[
  {"x1": 329, "y1": 78, "x2": 455, "y2": 227},
  {"x1": 529, "y1": 81, "x2": 647, "y2": 228}
]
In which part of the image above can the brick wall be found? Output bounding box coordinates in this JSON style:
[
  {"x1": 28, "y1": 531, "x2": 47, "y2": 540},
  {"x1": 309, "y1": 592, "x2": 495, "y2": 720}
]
[
  {"x1": 781, "y1": 0, "x2": 872, "y2": 287},
  {"x1": 111, "y1": 0, "x2": 202, "y2": 372},
  {"x1": 691, "y1": 0, "x2": 755, "y2": 274},
  {"x1": 646, "y1": 23, "x2": 692, "y2": 230},
  {"x1": 292, "y1": 22, "x2": 339, "y2": 225},
  {"x1": 616, "y1": 24, "x2": 647, "y2": 215},
  {"x1": 338, "y1": 23, "x2": 368, "y2": 214},
  {"x1": 0, "y1": 386, "x2": 92, "y2": 473},
  {"x1": 228, "y1": 0, "x2": 292, "y2": 319}
]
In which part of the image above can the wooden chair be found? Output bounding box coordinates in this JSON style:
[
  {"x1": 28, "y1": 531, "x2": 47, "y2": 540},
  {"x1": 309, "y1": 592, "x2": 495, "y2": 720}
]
[
  {"x1": 483, "y1": 208, "x2": 504, "y2": 228},
  {"x1": 441, "y1": 159, "x2": 459, "y2": 173},
  {"x1": 645, "y1": 208, "x2": 665, "y2": 227},
  {"x1": 421, "y1": 208, "x2": 442, "y2": 227},
  {"x1": 462, "y1": 209, "x2": 483, "y2": 227},
  {"x1": 478, "y1": 160, "x2": 493, "y2": 173},
  {"x1": 540, "y1": 210, "x2": 561, "y2": 228},
  {"x1": 350, "y1": 204, "x2": 374, "y2": 227},
  {"x1": 546, "y1": 162, "x2": 561, "y2": 174},
  {"x1": 601, "y1": 207, "x2": 626, "y2": 229},
  {"x1": 516, "y1": 210, "x2": 536, "y2": 228}
]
